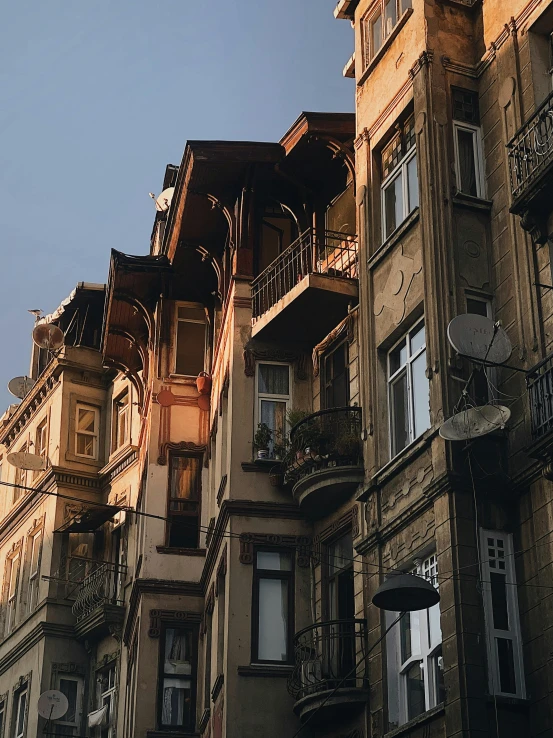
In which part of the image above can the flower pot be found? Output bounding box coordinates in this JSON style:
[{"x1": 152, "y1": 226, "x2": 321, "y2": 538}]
[
  {"x1": 196, "y1": 372, "x2": 212, "y2": 395},
  {"x1": 269, "y1": 469, "x2": 284, "y2": 487},
  {"x1": 257, "y1": 449, "x2": 269, "y2": 460}
]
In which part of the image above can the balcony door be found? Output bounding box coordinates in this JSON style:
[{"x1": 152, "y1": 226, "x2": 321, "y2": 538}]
[
  {"x1": 324, "y1": 532, "x2": 355, "y2": 684},
  {"x1": 322, "y1": 340, "x2": 349, "y2": 410}
]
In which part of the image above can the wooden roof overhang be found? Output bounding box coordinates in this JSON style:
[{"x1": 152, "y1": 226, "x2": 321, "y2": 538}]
[{"x1": 103, "y1": 250, "x2": 171, "y2": 410}]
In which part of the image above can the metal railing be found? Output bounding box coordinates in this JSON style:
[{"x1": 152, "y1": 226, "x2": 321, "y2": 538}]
[
  {"x1": 527, "y1": 352, "x2": 553, "y2": 440},
  {"x1": 251, "y1": 228, "x2": 358, "y2": 320},
  {"x1": 284, "y1": 407, "x2": 363, "y2": 487},
  {"x1": 287, "y1": 619, "x2": 367, "y2": 700},
  {"x1": 72, "y1": 562, "x2": 126, "y2": 622},
  {"x1": 508, "y1": 89, "x2": 553, "y2": 201}
]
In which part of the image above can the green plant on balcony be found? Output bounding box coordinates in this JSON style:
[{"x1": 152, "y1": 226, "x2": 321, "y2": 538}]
[
  {"x1": 335, "y1": 418, "x2": 361, "y2": 459},
  {"x1": 254, "y1": 422, "x2": 273, "y2": 460},
  {"x1": 272, "y1": 428, "x2": 289, "y2": 461}
]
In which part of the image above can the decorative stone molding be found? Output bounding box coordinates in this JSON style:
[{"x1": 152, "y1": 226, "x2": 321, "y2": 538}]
[
  {"x1": 408, "y1": 49, "x2": 434, "y2": 80},
  {"x1": 238, "y1": 533, "x2": 311, "y2": 567},
  {"x1": 243, "y1": 344, "x2": 309, "y2": 381},
  {"x1": 520, "y1": 209, "x2": 548, "y2": 247},
  {"x1": 148, "y1": 609, "x2": 202, "y2": 638},
  {"x1": 52, "y1": 662, "x2": 85, "y2": 676},
  {"x1": 157, "y1": 441, "x2": 207, "y2": 466}
]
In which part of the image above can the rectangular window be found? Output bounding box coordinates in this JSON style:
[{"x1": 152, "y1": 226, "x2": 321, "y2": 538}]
[
  {"x1": 167, "y1": 455, "x2": 201, "y2": 549},
  {"x1": 0, "y1": 698, "x2": 5, "y2": 738},
  {"x1": 57, "y1": 674, "x2": 84, "y2": 733},
  {"x1": 203, "y1": 612, "x2": 212, "y2": 710},
  {"x1": 322, "y1": 341, "x2": 349, "y2": 409},
  {"x1": 386, "y1": 554, "x2": 444, "y2": 730},
  {"x1": 466, "y1": 296, "x2": 493, "y2": 405},
  {"x1": 12, "y1": 686, "x2": 27, "y2": 738},
  {"x1": 75, "y1": 404, "x2": 99, "y2": 459},
  {"x1": 388, "y1": 319, "x2": 430, "y2": 457},
  {"x1": 480, "y1": 530, "x2": 525, "y2": 697},
  {"x1": 216, "y1": 570, "x2": 226, "y2": 679},
  {"x1": 14, "y1": 444, "x2": 28, "y2": 503},
  {"x1": 255, "y1": 363, "x2": 291, "y2": 457},
  {"x1": 96, "y1": 664, "x2": 116, "y2": 738},
  {"x1": 252, "y1": 550, "x2": 294, "y2": 663},
  {"x1": 6, "y1": 553, "x2": 20, "y2": 635},
  {"x1": 381, "y1": 116, "x2": 418, "y2": 241},
  {"x1": 159, "y1": 627, "x2": 197, "y2": 732},
  {"x1": 27, "y1": 530, "x2": 42, "y2": 613},
  {"x1": 364, "y1": 0, "x2": 412, "y2": 62},
  {"x1": 111, "y1": 390, "x2": 130, "y2": 452},
  {"x1": 34, "y1": 419, "x2": 48, "y2": 477},
  {"x1": 452, "y1": 88, "x2": 485, "y2": 198},
  {"x1": 174, "y1": 304, "x2": 207, "y2": 376}
]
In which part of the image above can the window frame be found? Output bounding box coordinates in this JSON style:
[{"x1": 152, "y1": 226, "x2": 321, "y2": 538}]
[
  {"x1": 157, "y1": 624, "x2": 198, "y2": 733},
  {"x1": 387, "y1": 318, "x2": 429, "y2": 457},
  {"x1": 12, "y1": 685, "x2": 28, "y2": 738},
  {"x1": 381, "y1": 145, "x2": 418, "y2": 243},
  {"x1": 363, "y1": 0, "x2": 412, "y2": 64},
  {"x1": 173, "y1": 301, "x2": 208, "y2": 378},
  {"x1": 34, "y1": 418, "x2": 48, "y2": 478},
  {"x1": 74, "y1": 403, "x2": 100, "y2": 460},
  {"x1": 27, "y1": 529, "x2": 43, "y2": 614},
  {"x1": 56, "y1": 673, "x2": 84, "y2": 730},
  {"x1": 321, "y1": 339, "x2": 350, "y2": 410},
  {"x1": 0, "y1": 696, "x2": 6, "y2": 738},
  {"x1": 96, "y1": 662, "x2": 117, "y2": 738},
  {"x1": 254, "y1": 362, "x2": 292, "y2": 458},
  {"x1": 166, "y1": 453, "x2": 202, "y2": 550},
  {"x1": 251, "y1": 547, "x2": 295, "y2": 665},
  {"x1": 480, "y1": 529, "x2": 525, "y2": 698},
  {"x1": 452, "y1": 120, "x2": 486, "y2": 199},
  {"x1": 6, "y1": 552, "x2": 21, "y2": 635},
  {"x1": 111, "y1": 389, "x2": 130, "y2": 453}
]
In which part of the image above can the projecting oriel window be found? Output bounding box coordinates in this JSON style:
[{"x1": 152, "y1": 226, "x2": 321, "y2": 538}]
[
  {"x1": 75, "y1": 404, "x2": 100, "y2": 459},
  {"x1": 364, "y1": 0, "x2": 412, "y2": 64},
  {"x1": 255, "y1": 363, "x2": 291, "y2": 457},
  {"x1": 381, "y1": 116, "x2": 419, "y2": 242},
  {"x1": 252, "y1": 550, "x2": 294, "y2": 663},
  {"x1": 112, "y1": 390, "x2": 130, "y2": 452},
  {"x1": 174, "y1": 304, "x2": 207, "y2": 377}
]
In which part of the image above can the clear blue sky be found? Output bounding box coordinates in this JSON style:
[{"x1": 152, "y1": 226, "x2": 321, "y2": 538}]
[{"x1": 0, "y1": 1, "x2": 353, "y2": 412}]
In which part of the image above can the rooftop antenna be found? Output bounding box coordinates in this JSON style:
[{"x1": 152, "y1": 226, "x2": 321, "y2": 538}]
[
  {"x1": 149, "y1": 186, "x2": 175, "y2": 212},
  {"x1": 32, "y1": 323, "x2": 65, "y2": 353},
  {"x1": 440, "y1": 404, "x2": 511, "y2": 441},
  {"x1": 37, "y1": 689, "x2": 68, "y2": 734},
  {"x1": 7, "y1": 450, "x2": 47, "y2": 473},
  {"x1": 28, "y1": 309, "x2": 43, "y2": 320},
  {"x1": 7, "y1": 376, "x2": 36, "y2": 400}
]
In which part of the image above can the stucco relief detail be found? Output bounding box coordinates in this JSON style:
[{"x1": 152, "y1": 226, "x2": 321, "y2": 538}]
[
  {"x1": 239, "y1": 533, "x2": 311, "y2": 567},
  {"x1": 381, "y1": 460, "x2": 434, "y2": 513},
  {"x1": 148, "y1": 609, "x2": 202, "y2": 638},
  {"x1": 382, "y1": 510, "x2": 435, "y2": 568},
  {"x1": 373, "y1": 246, "x2": 422, "y2": 324}
]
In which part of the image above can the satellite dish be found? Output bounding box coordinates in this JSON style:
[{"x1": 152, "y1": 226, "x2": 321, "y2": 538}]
[
  {"x1": 439, "y1": 404, "x2": 511, "y2": 441},
  {"x1": 37, "y1": 690, "x2": 69, "y2": 720},
  {"x1": 447, "y1": 314, "x2": 512, "y2": 365},
  {"x1": 32, "y1": 323, "x2": 64, "y2": 351},
  {"x1": 7, "y1": 452, "x2": 47, "y2": 472},
  {"x1": 7, "y1": 376, "x2": 35, "y2": 399},
  {"x1": 155, "y1": 187, "x2": 175, "y2": 212}
]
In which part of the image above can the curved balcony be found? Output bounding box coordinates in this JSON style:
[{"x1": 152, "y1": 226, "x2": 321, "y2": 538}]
[
  {"x1": 287, "y1": 619, "x2": 367, "y2": 722},
  {"x1": 284, "y1": 407, "x2": 363, "y2": 518},
  {"x1": 72, "y1": 562, "x2": 126, "y2": 640}
]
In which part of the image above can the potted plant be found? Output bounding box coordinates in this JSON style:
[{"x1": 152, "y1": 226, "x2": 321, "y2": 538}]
[
  {"x1": 272, "y1": 429, "x2": 289, "y2": 461},
  {"x1": 335, "y1": 424, "x2": 361, "y2": 459},
  {"x1": 254, "y1": 422, "x2": 273, "y2": 460},
  {"x1": 269, "y1": 464, "x2": 285, "y2": 487},
  {"x1": 196, "y1": 372, "x2": 212, "y2": 395}
]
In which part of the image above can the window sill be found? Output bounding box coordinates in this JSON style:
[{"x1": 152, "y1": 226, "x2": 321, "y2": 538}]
[
  {"x1": 156, "y1": 546, "x2": 206, "y2": 557},
  {"x1": 241, "y1": 459, "x2": 281, "y2": 473},
  {"x1": 452, "y1": 192, "x2": 493, "y2": 212},
  {"x1": 484, "y1": 694, "x2": 530, "y2": 709},
  {"x1": 368, "y1": 208, "x2": 420, "y2": 271},
  {"x1": 384, "y1": 703, "x2": 445, "y2": 738},
  {"x1": 166, "y1": 375, "x2": 199, "y2": 386},
  {"x1": 237, "y1": 664, "x2": 293, "y2": 678},
  {"x1": 358, "y1": 8, "x2": 414, "y2": 86}
]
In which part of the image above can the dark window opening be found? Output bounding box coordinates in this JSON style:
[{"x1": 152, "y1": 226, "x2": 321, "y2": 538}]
[
  {"x1": 322, "y1": 340, "x2": 349, "y2": 409},
  {"x1": 252, "y1": 549, "x2": 294, "y2": 663},
  {"x1": 159, "y1": 626, "x2": 197, "y2": 732},
  {"x1": 167, "y1": 455, "x2": 201, "y2": 549}
]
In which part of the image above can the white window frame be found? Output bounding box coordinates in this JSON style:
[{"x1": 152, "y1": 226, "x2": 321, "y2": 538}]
[
  {"x1": 453, "y1": 121, "x2": 486, "y2": 199},
  {"x1": 480, "y1": 529, "x2": 525, "y2": 698},
  {"x1": 254, "y1": 362, "x2": 292, "y2": 458},
  {"x1": 111, "y1": 389, "x2": 130, "y2": 452},
  {"x1": 381, "y1": 147, "x2": 418, "y2": 242},
  {"x1": 14, "y1": 444, "x2": 28, "y2": 503},
  {"x1": 97, "y1": 664, "x2": 117, "y2": 738},
  {"x1": 57, "y1": 673, "x2": 84, "y2": 730},
  {"x1": 27, "y1": 530, "x2": 42, "y2": 614},
  {"x1": 75, "y1": 404, "x2": 100, "y2": 460},
  {"x1": 173, "y1": 301, "x2": 208, "y2": 377},
  {"x1": 387, "y1": 319, "x2": 429, "y2": 457},
  {"x1": 34, "y1": 418, "x2": 48, "y2": 479},
  {"x1": 6, "y1": 553, "x2": 20, "y2": 635},
  {"x1": 364, "y1": 0, "x2": 412, "y2": 63},
  {"x1": 386, "y1": 554, "x2": 443, "y2": 728},
  {"x1": 13, "y1": 686, "x2": 27, "y2": 738}
]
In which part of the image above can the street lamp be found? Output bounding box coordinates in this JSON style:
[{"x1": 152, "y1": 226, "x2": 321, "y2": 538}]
[{"x1": 372, "y1": 570, "x2": 440, "y2": 612}]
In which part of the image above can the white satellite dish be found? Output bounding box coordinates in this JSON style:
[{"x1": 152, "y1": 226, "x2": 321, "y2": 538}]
[
  {"x1": 7, "y1": 451, "x2": 47, "y2": 472},
  {"x1": 7, "y1": 376, "x2": 35, "y2": 400},
  {"x1": 32, "y1": 323, "x2": 65, "y2": 351},
  {"x1": 439, "y1": 404, "x2": 511, "y2": 441},
  {"x1": 37, "y1": 690, "x2": 69, "y2": 721},
  {"x1": 447, "y1": 314, "x2": 512, "y2": 365},
  {"x1": 155, "y1": 187, "x2": 175, "y2": 212}
]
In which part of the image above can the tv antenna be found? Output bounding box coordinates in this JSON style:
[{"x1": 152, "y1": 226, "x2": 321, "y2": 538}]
[
  {"x1": 149, "y1": 186, "x2": 175, "y2": 212},
  {"x1": 7, "y1": 376, "x2": 35, "y2": 400},
  {"x1": 447, "y1": 314, "x2": 512, "y2": 366},
  {"x1": 440, "y1": 404, "x2": 511, "y2": 441},
  {"x1": 32, "y1": 323, "x2": 65, "y2": 352},
  {"x1": 7, "y1": 451, "x2": 47, "y2": 472},
  {"x1": 37, "y1": 690, "x2": 68, "y2": 733}
]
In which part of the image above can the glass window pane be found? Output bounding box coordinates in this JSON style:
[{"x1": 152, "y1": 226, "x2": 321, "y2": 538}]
[
  {"x1": 257, "y1": 551, "x2": 292, "y2": 571},
  {"x1": 371, "y1": 10, "x2": 383, "y2": 56},
  {"x1": 390, "y1": 340, "x2": 407, "y2": 375},
  {"x1": 496, "y1": 638, "x2": 517, "y2": 694},
  {"x1": 391, "y1": 374, "x2": 409, "y2": 453},
  {"x1": 258, "y1": 578, "x2": 289, "y2": 661},
  {"x1": 432, "y1": 647, "x2": 446, "y2": 706},
  {"x1": 16, "y1": 692, "x2": 26, "y2": 737},
  {"x1": 77, "y1": 408, "x2": 96, "y2": 433},
  {"x1": 410, "y1": 322, "x2": 425, "y2": 354},
  {"x1": 258, "y1": 364, "x2": 289, "y2": 395},
  {"x1": 412, "y1": 351, "x2": 430, "y2": 438},
  {"x1": 169, "y1": 457, "x2": 200, "y2": 504},
  {"x1": 401, "y1": 0, "x2": 412, "y2": 12},
  {"x1": 384, "y1": 173, "x2": 403, "y2": 239},
  {"x1": 59, "y1": 679, "x2": 78, "y2": 723},
  {"x1": 457, "y1": 128, "x2": 478, "y2": 196},
  {"x1": 164, "y1": 629, "x2": 193, "y2": 675},
  {"x1": 407, "y1": 154, "x2": 419, "y2": 211},
  {"x1": 490, "y1": 573, "x2": 510, "y2": 631},
  {"x1": 161, "y1": 677, "x2": 192, "y2": 726},
  {"x1": 178, "y1": 306, "x2": 205, "y2": 321},
  {"x1": 467, "y1": 298, "x2": 489, "y2": 317},
  {"x1": 175, "y1": 320, "x2": 205, "y2": 376},
  {"x1": 400, "y1": 613, "x2": 412, "y2": 662},
  {"x1": 328, "y1": 533, "x2": 353, "y2": 577},
  {"x1": 406, "y1": 661, "x2": 425, "y2": 720},
  {"x1": 260, "y1": 400, "x2": 287, "y2": 443},
  {"x1": 384, "y1": 0, "x2": 397, "y2": 35},
  {"x1": 76, "y1": 433, "x2": 94, "y2": 457},
  {"x1": 428, "y1": 602, "x2": 442, "y2": 649}
]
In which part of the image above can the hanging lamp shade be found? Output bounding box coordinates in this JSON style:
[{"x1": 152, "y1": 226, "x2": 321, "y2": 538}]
[{"x1": 372, "y1": 571, "x2": 440, "y2": 612}]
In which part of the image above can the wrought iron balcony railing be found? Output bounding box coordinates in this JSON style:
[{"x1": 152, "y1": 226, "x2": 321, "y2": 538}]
[
  {"x1": 284, "y1": 406, "x2": 362, "y2": 487},
  {"x1": 527, "y1": 352, "x2": 553, "y2": 440},
  {"x1": 72, "y1": 562, "x2": 126, "y2": 622},
  {"x1": 287, "y1": 619, "x2": 367, "y2": 701},
  {"x1": 508, "y1": 89, "x2": 553, "y2": 202},
  {"x1": 251, "y1": 228, "x2": 358, "y2": 320}
]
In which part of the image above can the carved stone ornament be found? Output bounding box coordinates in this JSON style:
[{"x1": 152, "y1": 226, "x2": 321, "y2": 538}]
[
  {"x1": 374, "y1": 246, "x2": 422, "y2": 324},
  {"x1": 239, "y1": 533, "x2": 311, "y2": 567},
  {"x1": 149, "y1": 609, "x2": 202, "y2": 638},
  {"x1": 520, "y1": 209, "x2": 548, "y2": 247},
  {"x1": 157, "y1": 441, "x2": 207, "y2": 466},
  {"x1": 243, "y1": 343, "x2": 309, "y2": 380}
]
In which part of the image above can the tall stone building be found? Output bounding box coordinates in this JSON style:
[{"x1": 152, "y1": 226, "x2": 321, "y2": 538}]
[{"x1": 0, "y1": 1, "x2": 553, "y2": 737}]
